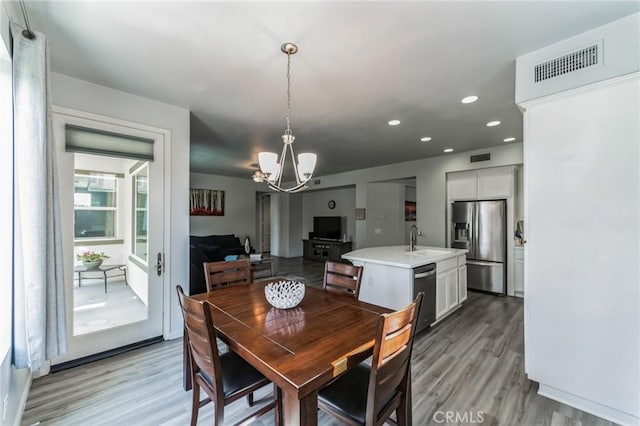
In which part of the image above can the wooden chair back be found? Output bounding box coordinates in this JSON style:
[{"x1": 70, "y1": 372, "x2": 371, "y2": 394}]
[
  {"x1": 323, "y1": 261, "x2": 363, "y2": 299},
  {"x1": 176, "y1": 286, "x2": 223, "y2": 395},
  {"x1": 203, "y1": 258, "x2": 251, "y2": 292},
  {"x1": 367, "y1": 292, "x2": 423, "y2": 425}
]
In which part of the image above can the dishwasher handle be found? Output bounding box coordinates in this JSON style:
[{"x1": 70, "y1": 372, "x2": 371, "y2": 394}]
[{"x1": 414, "y1": 270, "x2": 436, "y2": 279}]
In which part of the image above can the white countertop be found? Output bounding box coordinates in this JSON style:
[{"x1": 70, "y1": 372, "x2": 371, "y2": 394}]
[{"x1": 342, "y1": 245, "x2": 468, "y2": 269}]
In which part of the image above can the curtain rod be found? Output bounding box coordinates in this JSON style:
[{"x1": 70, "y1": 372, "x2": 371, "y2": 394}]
[{"x1": 19, "y1": 0, "x2": 35, "y2": 40}]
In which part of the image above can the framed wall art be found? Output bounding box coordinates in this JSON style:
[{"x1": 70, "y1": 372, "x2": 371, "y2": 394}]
[
  {"x1": 405, "y1": 201, "x2": 416, "y2": 221},
  {"x1": 190, "y1": 188, "x2": 225, "y2": 216}
]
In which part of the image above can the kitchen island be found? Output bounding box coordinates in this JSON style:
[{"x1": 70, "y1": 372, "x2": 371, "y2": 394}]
[{"x1": 343, "y1": 246, "x2": 468, "y2": 326}]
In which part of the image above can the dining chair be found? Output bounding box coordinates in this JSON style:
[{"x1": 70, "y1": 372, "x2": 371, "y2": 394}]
[
  {"x1": 176, "y1": 286, "x2": 278, "y2": 426},
  {"x1": 323, "y1": 261, "x2": 364, "y2": 299},
  {"x1": 317, "y1": 292, "x2": 424, "y2": 426},
  {"x1": 203, "y1": 258, "x2": 251, "y2": 292}
]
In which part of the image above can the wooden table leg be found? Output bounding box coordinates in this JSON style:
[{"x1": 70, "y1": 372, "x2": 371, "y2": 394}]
[
  {"x1": 275, "y1": 385, "x2": 284, "y2": 426},
  {"x1": 283, "y1": 390, "x2": 317, "y2": 426}
]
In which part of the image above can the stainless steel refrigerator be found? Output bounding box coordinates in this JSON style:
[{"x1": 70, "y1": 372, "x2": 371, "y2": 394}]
[{"x1": 450, "y1": 200, "x2": 506, "y2": 294}]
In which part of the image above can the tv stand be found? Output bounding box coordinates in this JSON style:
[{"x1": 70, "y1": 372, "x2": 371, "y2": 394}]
[{"x1": 303, "y1": 239, "x2": 352, "y2": 262}]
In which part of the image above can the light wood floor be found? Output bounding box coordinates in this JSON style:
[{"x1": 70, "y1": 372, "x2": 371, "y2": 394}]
[{"x1": 22, "y1": 257, "x2": 616, "y2": 426}]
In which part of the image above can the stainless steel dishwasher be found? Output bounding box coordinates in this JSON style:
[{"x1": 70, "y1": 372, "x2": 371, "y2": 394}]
[{"x1": 414, "y1": 263, "x2": 436, "y2": 333}]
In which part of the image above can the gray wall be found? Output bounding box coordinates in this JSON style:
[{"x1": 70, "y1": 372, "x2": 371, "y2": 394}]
[
  {"x1": 365, "y1": 183, "x2": 405, "y2": 247},
  {"x1": 301, "y1": 186, "x2": 356, "y2": 242},
  {"x1": 273, "y1": 143, "x2": 523, "y2": 252},
  {"x1": 189, "y1": 173, "x2": 262, "y2": 245}
]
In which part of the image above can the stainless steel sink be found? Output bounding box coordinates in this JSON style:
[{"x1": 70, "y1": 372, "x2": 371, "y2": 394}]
[{"x1": 405, "y1": 248, "x2": 450, "y2": 256}]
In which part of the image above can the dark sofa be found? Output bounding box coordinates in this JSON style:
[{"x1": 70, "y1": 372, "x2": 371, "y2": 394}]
[{"x1": 189, "y1": 234, "x2": 249, "y2": 295}]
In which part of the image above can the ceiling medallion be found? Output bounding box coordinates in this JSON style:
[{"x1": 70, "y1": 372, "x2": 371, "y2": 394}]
[{"x1": 256, "y1": 42, "x2": 317, "y2": 193}]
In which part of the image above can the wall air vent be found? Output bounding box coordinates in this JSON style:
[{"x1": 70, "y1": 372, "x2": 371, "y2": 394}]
[
  {"x1": 470, "y1": 153, "x2": 491, "y2": 163},
  {"x1": 313, "y1": 179, "x2": 321, "y2": 185},
  {"x1": 534, "y1": 43, "x2": 600, "y2": 83}
]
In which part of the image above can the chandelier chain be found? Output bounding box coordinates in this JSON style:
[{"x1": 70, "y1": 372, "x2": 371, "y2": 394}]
[{"x1": 285, "y1": 52, "x2": 292, "y2": 135}]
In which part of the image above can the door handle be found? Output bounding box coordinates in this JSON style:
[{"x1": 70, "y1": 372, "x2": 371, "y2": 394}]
[
  {"x1": 156, "y1": 252, "x2": 164, "y2": 276},
  {"x1": 415, "y1": 271, "x2": 436, "y2": 279}
]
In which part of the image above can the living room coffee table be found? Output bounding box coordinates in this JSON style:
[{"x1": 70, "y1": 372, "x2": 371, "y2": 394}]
[
  {"x1": 249, "y1": 255, "x2": 273, "y2": 280},
  {"x1": 73, "y1": 264, "x2": 127, "y2": 294}
]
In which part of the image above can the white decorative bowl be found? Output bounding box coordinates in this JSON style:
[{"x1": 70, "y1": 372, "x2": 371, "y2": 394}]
[{"x1": 265, "y1": 280, "x2": 305, "y2": 309}]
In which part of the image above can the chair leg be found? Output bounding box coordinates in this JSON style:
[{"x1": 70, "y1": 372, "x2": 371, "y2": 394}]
[
  {"x1": 190, "y1": 382, "x2": 200, "y2": 426},
  {"x1": 396, "y1": 389, "x2": 411, "y2": 426},
  {"x1": 214, "y1": 397, "x2": 225, "y2": 426},
  {"x1": 247, "y1": 392, "x2": 254, "y2": 406}
]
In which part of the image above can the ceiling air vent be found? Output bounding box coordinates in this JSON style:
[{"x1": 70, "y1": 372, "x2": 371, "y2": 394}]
[
  {"x1": 470, "y1": 153, "x2": 491, "y2": 163},
  {"x1": 534, "y1": 43, "x2": 600, "y2": 83}
]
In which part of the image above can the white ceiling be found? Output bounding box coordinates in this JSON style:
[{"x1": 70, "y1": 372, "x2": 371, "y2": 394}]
[{"x1": 21, "y1": 1, "x2": 640, "y2": 178}]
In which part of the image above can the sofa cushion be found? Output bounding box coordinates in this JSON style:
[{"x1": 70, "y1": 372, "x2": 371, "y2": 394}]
[{"x1": 190, "y1": 234, "x2": 240, "y2": 250}]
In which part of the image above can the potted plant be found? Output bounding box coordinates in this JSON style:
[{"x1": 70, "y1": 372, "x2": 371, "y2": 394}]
[{"x1": 77, "y1": 250, "x2": 110, "y2": 269}]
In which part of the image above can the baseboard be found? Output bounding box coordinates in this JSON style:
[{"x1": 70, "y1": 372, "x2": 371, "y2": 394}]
[
  {"x1": 165, "y1": 329, "x2": 182, "y2": 340},
  {"x1": 538, "y1": 384, "x2": 640, "y2": 426},
  {"x1": 14, "y1": 372, "x2": 31, "y2": 426},
  {"x1": 50, "y1": 336, "x2": 163, "y2": 373},
  {"x1": 5, "y1": 366, "x2": 31, "y2": 426}
]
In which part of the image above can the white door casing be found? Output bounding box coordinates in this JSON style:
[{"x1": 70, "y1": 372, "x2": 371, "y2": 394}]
[{"x1": 52, "y1": 107, "x2": 168, "y2": 363}]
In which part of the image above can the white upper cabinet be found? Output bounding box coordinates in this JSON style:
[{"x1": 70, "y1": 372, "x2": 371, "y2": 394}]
[
  {"x1": 477, "y1": 167, "x2": 513, "y2": 199},
  {"x1": 447, "y1": 166, "x2": 514, "y2": 201},
  {"x1": 447, "y1": 170, "x2": 478, "y2": 200}
]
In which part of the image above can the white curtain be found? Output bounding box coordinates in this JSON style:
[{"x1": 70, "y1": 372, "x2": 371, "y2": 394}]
[{"x1": 11, "y1": 23, "x2": 67, "y2": 370}]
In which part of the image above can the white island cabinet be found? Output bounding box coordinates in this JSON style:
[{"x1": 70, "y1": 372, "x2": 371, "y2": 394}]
[{"x1": 343, "y1": 246, "x2": 468, "y2": 326}]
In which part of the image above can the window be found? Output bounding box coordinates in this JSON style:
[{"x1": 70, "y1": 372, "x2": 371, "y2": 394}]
[
  {"x1": 74, "y1": 171, "x2": 119, "y2": 239},
  {"x1": 0, "y1": 35, "x2": 13, "y2": 356},
  {"x1": 132, "y1": 164, "x2": 148, "y2": 262}
]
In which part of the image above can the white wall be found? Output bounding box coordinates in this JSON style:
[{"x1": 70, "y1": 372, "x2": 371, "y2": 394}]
[
  {"x1": 522, "y1": 74, "x2": 639, "y2": 425},
  {"x1": 365, "y1": 183, "x2": 405, "y2": 247},
  {"x1": 51, "y1": 73, "x2": 190, "y2": 341},
  {"x1": 301, "y1": 186, "x2": 356, "y2": 242},
  {"x1": 270, "y1": 192, "x2": 304, "y2": 258},
  {"x1": 190, "y1": 173, "x2": 263, "y2": 245}
]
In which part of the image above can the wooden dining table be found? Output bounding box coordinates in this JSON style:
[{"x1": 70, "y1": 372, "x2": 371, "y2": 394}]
[{"x1": 184, "y1": 279, "x2": 390, "y2": 426}]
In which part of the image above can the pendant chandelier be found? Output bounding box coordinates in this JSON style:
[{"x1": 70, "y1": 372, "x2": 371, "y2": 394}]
[{"x1": 257, "y1": 42, "x2": 317, "y2": 193}]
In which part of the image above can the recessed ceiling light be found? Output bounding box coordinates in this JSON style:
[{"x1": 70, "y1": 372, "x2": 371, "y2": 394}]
[
  {"x1": 461, "y1": 96, "x2": 478, "y2": 104},
  {"x1": 388, "y1": 120, "x2": 401, "y2": 126},
  {"x1": 443, "y1": 148, "x2": 454, "y2": 153},
  {"x1": 420, "y1": 137, "x2": 432, "y2": 142},
  {"x1": 486, "y1": 120, "x2": 501, "y2": 127},
  {"x1": 503, "y1": 137, "x2": 516, "y2": 142}
]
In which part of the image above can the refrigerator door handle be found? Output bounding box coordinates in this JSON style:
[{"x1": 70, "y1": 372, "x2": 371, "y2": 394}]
[
  {"x1": 467, "y1": 259, "x2": 502, "y2": 267},
  {"x1": 472, "y1": 202, "x2": 479, "y2": 259}
]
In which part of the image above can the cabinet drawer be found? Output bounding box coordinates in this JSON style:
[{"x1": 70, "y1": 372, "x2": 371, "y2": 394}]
[{"x1": 437, "y1": 257, "x2": 458, "y2": 273}]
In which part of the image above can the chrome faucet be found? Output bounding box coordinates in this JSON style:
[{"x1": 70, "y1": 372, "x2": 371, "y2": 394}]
[{"x1": 409, "y1": 225, "x2": 422, "y2": 251}]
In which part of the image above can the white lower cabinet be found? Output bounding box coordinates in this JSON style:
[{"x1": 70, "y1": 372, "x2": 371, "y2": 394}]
[
  {"x1": 435, "y1": 255, "x2": 467, "y2": 321},
  {"x1": 435, "y1": 271, "x2": 448, "y2": 319},
  {"x1": 445, "y1": 268, "x2": 458, "y2": 311},
  {"x1": 514, "y1": 248, "x2": 524, "y2": 297},
  {"x1": 458, "y1": 264, "x2": 468, "y2": 303}
]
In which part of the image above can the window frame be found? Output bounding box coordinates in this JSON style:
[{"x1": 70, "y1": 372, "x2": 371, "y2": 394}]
[{"x1": 73, "y1": 170, "x2": 121, "y2": 242}]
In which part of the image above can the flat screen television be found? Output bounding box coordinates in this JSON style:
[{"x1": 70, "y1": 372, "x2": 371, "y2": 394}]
[{"x1": 313, "y1": 216, "x2": 342, "y2": 240}]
